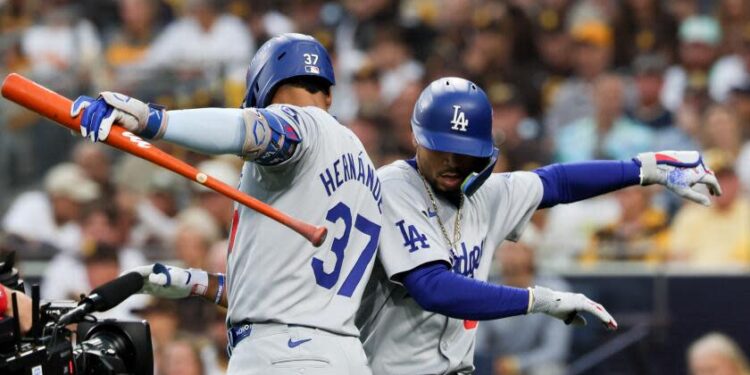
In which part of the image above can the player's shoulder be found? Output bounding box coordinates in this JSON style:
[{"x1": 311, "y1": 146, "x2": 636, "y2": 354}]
[
  {"x1": 266, "y1": 104, "x2": 338, "y2": 126},
  {"x1": 378, "y1": 160, "x2": 418, "y2": 183},
  {"x1": 475, "y1": 171, "x2": 541, "y2": 196},
  {"x1": 377, "y1": 160, "x2": 426, "y2": 197}
]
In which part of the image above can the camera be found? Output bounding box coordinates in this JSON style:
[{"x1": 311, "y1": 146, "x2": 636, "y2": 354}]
[{"x1": 0, "y1": 250, "x2": 153, "y2": 375}]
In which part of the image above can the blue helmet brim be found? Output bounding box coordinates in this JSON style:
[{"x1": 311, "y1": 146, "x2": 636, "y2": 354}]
[{"x1": 413, "y1": 124, "x2": 495, "y2": 158}]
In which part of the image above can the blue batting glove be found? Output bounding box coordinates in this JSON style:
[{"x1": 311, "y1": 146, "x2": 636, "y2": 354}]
[
  {"x1": 70, "y1": 92, "x2": 167, "y2": 142},
  {"x1": 70, "y1": 95, "x2": 116, "y2": 142}
]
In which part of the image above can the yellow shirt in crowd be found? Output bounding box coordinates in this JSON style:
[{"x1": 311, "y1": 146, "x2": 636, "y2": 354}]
[{"x1": 669, "y1": 198, "x2": 750, "y2": 266}]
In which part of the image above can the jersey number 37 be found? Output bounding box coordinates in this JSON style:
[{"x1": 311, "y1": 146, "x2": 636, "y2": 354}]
[{"x1": 312, "y1": 202, "x2": 380, "y2": 297}]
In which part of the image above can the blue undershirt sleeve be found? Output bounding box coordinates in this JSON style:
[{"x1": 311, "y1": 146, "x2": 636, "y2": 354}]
[
  {"x1": 400, "y1": 262, "x2": 530, "y2": 320},
  {"x1": 534, "y1": 160, "x2": 641, "y2": 209}
]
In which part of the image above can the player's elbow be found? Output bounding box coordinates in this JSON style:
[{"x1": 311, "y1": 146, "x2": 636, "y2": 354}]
[
  {"x1": 411, "y1": 291, "x2": 451, "y2": 313},
  {"x1": 404, "y1": 277, "x2": 451, "y2": 313}
]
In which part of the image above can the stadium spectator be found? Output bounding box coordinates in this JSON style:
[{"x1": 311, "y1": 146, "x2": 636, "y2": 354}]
[
  {"x1": 2, "y1": 163, "x2": 99, "y2": 255},
  {"x1": 717, "y1": 1, "x2": 750, "y2": 56},
  {"x1": 555, "y1": 74, "x2": 654, "y2": 162},
  {"x1": 132, "y1": 299, "x2": 180, "y2": 375},
  {"x1": 348, "y1": 114, "x2": 386, "y2": 166},
  {"x1": 385, "y1": 81, "x2": 422, "y2": 159},
  {"x1": 701, "y1": 105, "x2": 744, "y2": 159},
  {"x1": 137, "y1": 0, "x2": 254, "y2": 95},
  {"x1": 203, "y1": 307, "x2": 230, "y2": 374},
  {"x1": 488, "y1": 82, "x2": 550, "y2": 171},
  {"x1": 661, "y1": 16, "x2": 722, "y2": 112},
  {"x1": 173, "y1": 207, "x2": 221, "y2": 269},
  {"x1": 42, "y1": 240, "x2": 149, "y2": 320},
  {"x1": 161, "y1": 334, "x2": 206, "y2": 375},
  {"x1": 41, "y1": 202, "x2": 149, "y2": 317},
  {"x1": 612, "y1": 0, "x2": 677, "y2": 69},
  {"x1": 530, "y1": 6, "x2": 572, "y2": 115},
  {"x1": 728, "y1": 81, "x2": 750, "y2": 140},
  {"x1": 369, "y1": 26, "x2": 424, "y2": 105},
  {"x1": 580, "y1": 186, "x2": 669, "y2": 263},
  {"x1": 475, "y1": 229, "x2": 571, "y2": 375},
  {"x1": 103, "y1": 0, "x2": 166, "y2": 90},
  {"x1": 626, "y1": 53, "x2": 699, "y2": 151},
  {"x1": 191, "y1": 158, "x2": 239, "y2": 236},
  {"x1": 545, "y1": 20, "x2": 614, "y2": 132},
  {"x1": 711, "y1": 24, "x2": 750, "y2": 103},
  {"x1": 350, "y1": 62, "x2": 385, "y2": 119},
  {"x1": 71, "y1": 142, "x2": 113, "y2": 194},
  {"x1": 669, "y1": 150, "x2": 750, "y2": 267},
  {"x1": 20, "y1": 0, "x2": 102, "y2": 92},
  {"x1": 0, "y1": 0, "x2": 33, "y2": 34},
  {"x1": 688, "y1": 332, "x2": 750, "y2": 375}
]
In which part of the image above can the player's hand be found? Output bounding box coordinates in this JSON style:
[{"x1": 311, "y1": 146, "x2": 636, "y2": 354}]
[
  {"x1": 528, "y1": 286, "x2": 618, "y2": 330},
  {"x1": 70, "y1": 92, "x2": 167, "y2": 142},
  {"x1": 127, "y1": 263, "x2": 209, "y2": 299},
  {"x1": 636, "y1": 151, "x2": 722, "y2": 206}
]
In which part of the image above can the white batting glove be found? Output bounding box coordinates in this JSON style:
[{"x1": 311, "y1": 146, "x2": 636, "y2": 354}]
[
  {"x1": 128, "y1": 263, "x2": 208, "y2": 299},
  {"x1": 528, "y1": 286, "x2": 618, "y2": 330},
  {"x1": 636, "y1": 151, "x2": 722, "y2": 206},
  {"x1": 70, "y1": 92, "x2": 167, "y2": 142}
]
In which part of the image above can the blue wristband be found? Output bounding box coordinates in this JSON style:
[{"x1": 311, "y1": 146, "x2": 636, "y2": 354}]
[
  {"x1": 215, "y1": 274, "x2": 225, "y2": 305},
  {"x1": 140, "y1": 104, "x2": 166, "y2": 139}
]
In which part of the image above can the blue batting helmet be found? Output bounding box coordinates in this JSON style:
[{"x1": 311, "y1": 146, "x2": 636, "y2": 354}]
[
  {"x1": 411, "y1": 77, "x2": 499, "y2": 195},
  {"x1": 242, "y1": 33, "x2": 335, "y2": 108}
]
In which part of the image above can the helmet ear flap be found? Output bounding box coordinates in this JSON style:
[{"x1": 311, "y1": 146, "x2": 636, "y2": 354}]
[{"x1": 460, "y1": 148, "x2": 499, "y2": 196}]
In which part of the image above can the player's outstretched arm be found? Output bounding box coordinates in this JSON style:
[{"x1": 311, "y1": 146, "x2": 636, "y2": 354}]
[
  {"x1": 401, "y1": 262, "x2": 616, "y2": 330},
  {"x1": 528, "y1": 286, "x2": 618, "y2": 330},
  {"x1": 534, "y1": 151, "x2": 721, "y2": 208},
  {"x1": 70, "y1": 93, "x2": 298, "y2": 163},
  {"x1": 128, "y1": 263, "x2": 227, "y2": 308}
]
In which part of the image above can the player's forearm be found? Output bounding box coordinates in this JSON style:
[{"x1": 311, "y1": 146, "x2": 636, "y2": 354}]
[
  {"x1": 534, "y1": 160, "x2": 641, "y2": 208},
  {"x1": 162, "y1": 108, "x2": 246, "y2": 155},
  {"x1": 201, "y1": 273, "x2": 228, "y2": 308},
  {"x1": 401, "y1": 262, "x2": 529, "y2": 320}
]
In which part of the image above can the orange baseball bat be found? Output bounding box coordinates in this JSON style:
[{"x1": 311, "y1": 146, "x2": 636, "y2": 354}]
[{"x1": 1, "y1": 73, "x2": 327, "y2": 247}]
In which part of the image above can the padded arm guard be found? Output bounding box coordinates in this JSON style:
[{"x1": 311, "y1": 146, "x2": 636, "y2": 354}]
[{"x1": 241, "y1": 108, "x2": 301, "y2": 165}]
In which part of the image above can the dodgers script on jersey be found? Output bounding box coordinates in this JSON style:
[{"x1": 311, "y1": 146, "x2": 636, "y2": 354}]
[
  {"x1": 357, "y1": 160, "x2": 543, "y2": 374},
  {"x1": 227, "y1": 104, "x2": 383, "y2": 337}
]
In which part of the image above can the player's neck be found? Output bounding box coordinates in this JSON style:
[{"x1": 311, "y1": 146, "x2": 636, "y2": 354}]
[{"x1": 271, "y1": 86, "x2": 330, "y2": 109}]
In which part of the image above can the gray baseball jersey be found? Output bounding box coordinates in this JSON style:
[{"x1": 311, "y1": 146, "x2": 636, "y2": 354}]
[
  {"x1": 357, "y1": 160, "x2": 543, "y2": 374},
  {"x1": 227, "y1": 104, "x2": 383, "y2": 337}
]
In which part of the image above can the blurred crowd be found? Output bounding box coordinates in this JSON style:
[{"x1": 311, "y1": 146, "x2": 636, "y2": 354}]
[{"x1": 1, "y1": 0, "x2": 750, "y2": 374}]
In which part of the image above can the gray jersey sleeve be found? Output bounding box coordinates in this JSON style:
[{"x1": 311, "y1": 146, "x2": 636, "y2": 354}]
[
  {"x1": 482, "y1": 171, "x2": 544, "y2": 243},
  {"x1": 377, "y1": 171, "x2": 452, "y2": 281}
]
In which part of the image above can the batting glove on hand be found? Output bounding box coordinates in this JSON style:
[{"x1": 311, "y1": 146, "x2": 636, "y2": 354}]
[
  {"x1": 528, "y1": 286, "x2": 618, "y2": 330},
  {"x1": 636, "y1": 151, "x2": 722, "y2": 206},
  {"x1": 70, "y1": 92, "x2": 167, "y2": 143},
  {"x1": 127, "y1": 263, "x2": 208, "y2": 299}
]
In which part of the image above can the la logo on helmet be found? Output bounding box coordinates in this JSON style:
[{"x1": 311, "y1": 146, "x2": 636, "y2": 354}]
[{"x1": 450, "y1": 105, "x2": 469, "y2": 132}]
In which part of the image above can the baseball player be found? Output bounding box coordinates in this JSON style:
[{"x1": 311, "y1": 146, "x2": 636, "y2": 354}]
[
  {"x1": 71, "y1": 34, "x2": 382, "y2": 374},
  {"x1": 357, "y1": 77, "x2": 721, "y2": 375}
]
